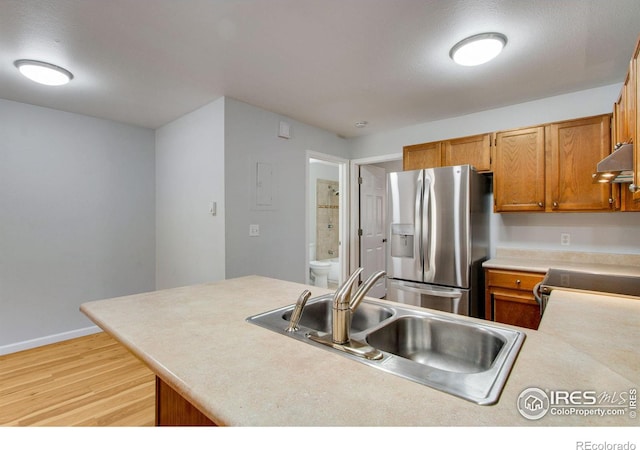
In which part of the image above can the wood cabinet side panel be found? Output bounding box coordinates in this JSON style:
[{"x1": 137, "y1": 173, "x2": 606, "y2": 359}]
[
  {"x1": 634, "y1": 40, "x2": 640, "y2": 202},
  {"x1": 624, "y1": 53, "x2": 640, "y2": 208},
  {"x1": 156, "y1": 377, "x2": 216, "y2": 426}
]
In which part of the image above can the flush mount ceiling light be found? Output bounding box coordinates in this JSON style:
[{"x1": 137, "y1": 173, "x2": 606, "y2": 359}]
[
  {"x1": 355, "y1": 121, "x2": 368, "y2": 128},
  {"x1": 449, "y1": 33, "x2": 507, "y2": 66},
  {"x1": 14, "y1": 59, "x2": 74, "y2": 86}
]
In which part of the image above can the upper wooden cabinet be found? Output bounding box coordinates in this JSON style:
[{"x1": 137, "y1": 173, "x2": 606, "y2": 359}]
[
  {"x1": 403, "y1": 141, "x2": 442, "y2": 171},
  {"x1": 493, "y1": 126, "x2": 546, "y2": 212},
  {"x1": 442, "y1": 134, "x2": 492, "y2": 172},
  {"x1": 494, "y1": 115, "x2": 614, "y2": 213},
  {"x1": 546, "y1": 115, "x2": 613, "y2": 212},
  {"x1": 403, "y1": 133, "x2": 492, "y2": 172}
]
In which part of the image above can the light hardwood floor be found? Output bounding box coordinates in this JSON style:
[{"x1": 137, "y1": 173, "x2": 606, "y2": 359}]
[{"x1": 0, "y1": 332, "x2": 155, "y2": 426}]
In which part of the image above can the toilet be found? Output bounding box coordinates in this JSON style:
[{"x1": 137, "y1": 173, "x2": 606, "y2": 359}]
[{"x1": 309, "y1": 260, "x2": 331, "y2": 288}]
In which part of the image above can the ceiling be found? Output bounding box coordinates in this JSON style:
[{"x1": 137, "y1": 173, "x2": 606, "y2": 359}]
[{"x1": 1, "y1": 0, "x2": 639, "y2": 138}]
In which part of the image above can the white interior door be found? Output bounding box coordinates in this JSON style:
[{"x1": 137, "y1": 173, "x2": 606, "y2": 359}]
[{"x1": 359, "y1": 165, "x2": 387, "y2": 298}]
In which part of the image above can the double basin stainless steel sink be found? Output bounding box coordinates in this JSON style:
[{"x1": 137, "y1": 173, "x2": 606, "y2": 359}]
[{"x1": 246, "y1": 294, "x2": 525, "y2": 405}]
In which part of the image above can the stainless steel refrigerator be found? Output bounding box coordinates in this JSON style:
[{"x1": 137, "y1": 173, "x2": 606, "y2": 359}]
[{"x1": 386, "y1": 165, "x2": 490, "y2": 318}]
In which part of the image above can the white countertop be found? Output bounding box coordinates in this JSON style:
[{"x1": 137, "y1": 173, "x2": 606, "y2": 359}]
[{"x1": 80, "y1": 274, "x2": 640, "y2": 427}]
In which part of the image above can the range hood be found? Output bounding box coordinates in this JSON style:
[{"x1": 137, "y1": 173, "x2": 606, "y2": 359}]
[{"x1": 592, "y1": 142, "x2": 634, "y2": 183}]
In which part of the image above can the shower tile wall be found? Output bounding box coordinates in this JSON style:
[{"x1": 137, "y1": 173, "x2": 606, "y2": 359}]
[{"x1": 316, "y1": 179, "x2": 339, "y2": 260}]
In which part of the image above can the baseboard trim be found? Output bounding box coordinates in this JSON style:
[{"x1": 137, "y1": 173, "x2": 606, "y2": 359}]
[{"x1": 0, "y1": 325, "x2": 102, "y2": 356}]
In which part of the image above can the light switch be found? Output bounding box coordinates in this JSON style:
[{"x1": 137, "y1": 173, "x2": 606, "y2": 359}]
[
  {"x1": 249, "y1": 224, "x2": 260, "y2": 237},
  {"x1": 209, "y1": 201, "x2": 217, "y2": 216}
]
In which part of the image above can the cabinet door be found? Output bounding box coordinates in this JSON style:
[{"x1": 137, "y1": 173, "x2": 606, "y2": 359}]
[
  {"x1": 403, "y1": 142, "x2": 442, "y2": 170},
  {"x1": 442, "y1": 133, "x2": 492, "y2": 172},
  {"x1": 493, "y1": 126, "x2": 545, "y2": 212},
  {"x1": 546, "y1": 115, "x2": 613, "y2": 211},
  {"x1": 493, "y1": 291, "x2": 541, "y2": 330}
]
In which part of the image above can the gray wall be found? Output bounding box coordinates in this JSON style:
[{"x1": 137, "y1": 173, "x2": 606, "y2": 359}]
[
  {"x1": 155, "y1": 97, "x2": 226, "y2": 289},
  {"x1": 0, "y1": 99, "x2": 156, "y2": 352},
  {"x1": 224, "y1": 98, "x2": 350, "y2": 283}
]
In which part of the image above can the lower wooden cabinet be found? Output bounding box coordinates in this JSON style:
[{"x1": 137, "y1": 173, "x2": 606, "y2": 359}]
[
  {"x1": 485, "y1": 268, "x2": 545, "y2": 330},
  {"x1": 156, "y1": 376, "x2": 217, "y2": 426}
]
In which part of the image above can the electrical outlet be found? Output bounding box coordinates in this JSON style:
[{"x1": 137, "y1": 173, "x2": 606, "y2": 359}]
[
  {"x1": 249, "y1": 224, "x2": 260, "y2": 237},
  {"x1": 560, "y1": 233, "x2": 570, "y2": 246}
]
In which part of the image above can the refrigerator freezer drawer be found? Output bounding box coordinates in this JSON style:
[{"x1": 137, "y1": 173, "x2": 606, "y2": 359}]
[{"x1": 387, "y1": 279, "x2": 470, "y2": 316}]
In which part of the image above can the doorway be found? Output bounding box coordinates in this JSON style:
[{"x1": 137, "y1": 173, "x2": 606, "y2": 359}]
[
  {"x1": 306, "y1": 151, "x2": 349, "y2": 289},
  {"x1": 350, "y1": 155, "x2": 403, "y2": 298}
]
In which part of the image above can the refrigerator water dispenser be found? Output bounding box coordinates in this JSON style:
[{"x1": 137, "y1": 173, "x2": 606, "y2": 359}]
[{"x1": 391, "y1": 223, "x2": 414, "y2": 258}]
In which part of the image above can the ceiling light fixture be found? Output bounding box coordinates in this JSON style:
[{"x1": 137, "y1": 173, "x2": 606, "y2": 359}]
[
  {"x1": 355, "y1": 121, "x2": 368, "y2": 128},
  {"x1": 14, "y1": 59, "x2": 74, "y2": 86},
  {"x1": 449, "y1": 33, "x2": 507, "y2": 66}
]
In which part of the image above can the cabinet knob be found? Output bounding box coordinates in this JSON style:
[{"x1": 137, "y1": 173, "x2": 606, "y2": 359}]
[
  {"x1": 630, "y1": 184, "x2": 640, "y2": 193},
  {"x1": 553, "y1": 201, "x2": 559, "y2": 208},
  {"x1": 516, "y1": 279, "x2": 521, "y2": 285},
  {"x1": 537, "y1": 202, "x2": 544, "y2": 207}
]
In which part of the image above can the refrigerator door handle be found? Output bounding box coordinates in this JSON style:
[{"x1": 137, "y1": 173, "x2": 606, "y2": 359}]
[
  {"x1": 415, "y1": 172, "x2": 424, "y2": 276},
  {"x1": 422, "y1": 172, "x2": 433, "y2": 280},
  {"x1": 389, "y1": 284, "x2": 462, "y2": 298}
]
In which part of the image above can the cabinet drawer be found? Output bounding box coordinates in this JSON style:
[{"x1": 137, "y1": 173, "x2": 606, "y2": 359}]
[{"x1": 487, "y1": 269, "x2": 544, "y2": 291}]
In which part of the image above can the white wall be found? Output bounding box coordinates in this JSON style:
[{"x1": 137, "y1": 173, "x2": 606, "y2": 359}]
[
  {"x1": 348, "y1": 84, "x2": 640, "y2": 256},
  {"x1": 0, "y1": 99, "x2": 156, "y2": 353},
  {"x1": 155, "y1": 97, "x2": 226, "y2": 289},
  {"x1": 224, "y1": 98, "x2": 350, "y2": 283}
]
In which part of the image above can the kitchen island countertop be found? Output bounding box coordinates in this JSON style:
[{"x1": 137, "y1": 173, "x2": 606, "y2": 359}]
[{"x1": 80, "y1": 275, "x2": 639, "y2": 426}]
